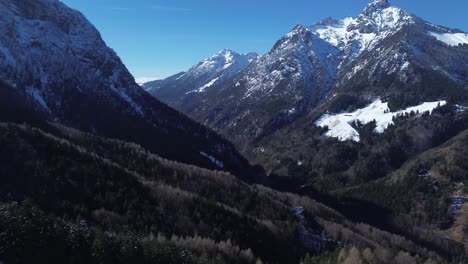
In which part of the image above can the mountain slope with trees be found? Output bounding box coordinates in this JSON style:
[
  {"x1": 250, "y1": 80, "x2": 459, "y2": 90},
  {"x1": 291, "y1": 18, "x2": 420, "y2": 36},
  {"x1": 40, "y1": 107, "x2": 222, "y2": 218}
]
[
  {"x1": 0, "y1": 0, "x2": 254, "y2": 176},
  {"x1": 1, "y1": 120, "x2": 465, "y2": 264}
]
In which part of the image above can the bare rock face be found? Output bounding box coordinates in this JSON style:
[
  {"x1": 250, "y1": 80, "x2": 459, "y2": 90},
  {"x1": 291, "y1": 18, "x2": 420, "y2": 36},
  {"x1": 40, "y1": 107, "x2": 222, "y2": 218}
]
[{"x1": 362, "y1": 0, "x2": 391, "y2": 16}]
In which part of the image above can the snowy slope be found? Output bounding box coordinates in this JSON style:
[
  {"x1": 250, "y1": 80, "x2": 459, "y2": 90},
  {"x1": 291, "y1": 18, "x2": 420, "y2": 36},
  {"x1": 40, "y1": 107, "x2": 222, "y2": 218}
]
[
  {"x1": 429, "y1": 32, "x2": 468, "y2": 47},
  {"x1": 146, "y1": 49, "x2": 257, "y2": 94},
  {"x1": 182, "y1": 49, "x2": 257, "y2": 83},
  {"x1": 0, "y1": 0, "x2": 145, "y2": 116},
  {"x1": 316, "y1": 99, "x2": 447, "y2": 142},
  {"x1": 190, "y1": 77, "x2": 220, "y2": 94}
]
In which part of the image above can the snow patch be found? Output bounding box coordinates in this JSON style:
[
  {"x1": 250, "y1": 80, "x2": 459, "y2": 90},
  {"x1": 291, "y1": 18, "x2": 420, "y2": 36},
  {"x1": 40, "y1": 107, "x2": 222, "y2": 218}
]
[
  {"x1": 200, "y1": 151, "x2": 224, "y2": 169},
  {"x1": 176, "y1": 73, "x2": 185, "y2": 80},
  {"x1": 191, "y1": 77, "x2": 219, "y2": 93},
  {"x1": 117, "y1": 89, "x2": 144, "y2": 116},
  {"x1": 316, "y1": 99, "x2": 446, "y2": 142},
  {"x1": 25, "y1": 87, "x2": 50, "y2": 112},
  {"x1": 429, "y1": 32, "x2": 468, "y2": 47},
  {"x1": 400, "y1": 61, "x2": 410, "y2": 71}
]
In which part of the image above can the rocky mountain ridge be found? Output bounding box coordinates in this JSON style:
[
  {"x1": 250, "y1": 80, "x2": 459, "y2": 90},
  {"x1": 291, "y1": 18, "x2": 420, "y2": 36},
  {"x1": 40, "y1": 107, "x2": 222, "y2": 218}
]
[{"x1": 147, "y1": 0, "x2": 468, "y2": 148}]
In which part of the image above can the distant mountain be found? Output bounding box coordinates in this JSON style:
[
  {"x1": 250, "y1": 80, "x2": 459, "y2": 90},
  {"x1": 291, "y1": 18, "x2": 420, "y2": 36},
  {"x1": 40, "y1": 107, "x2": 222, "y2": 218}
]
[
  {"x1": 148, "y1": 0, "x2": 468, "y2": 148},
  {"x1": 0, "y1": 0, "x2": 254, "y2": 175},
  {"x1": 145, "y1": 49, "x2": 258, "y2": 112}
]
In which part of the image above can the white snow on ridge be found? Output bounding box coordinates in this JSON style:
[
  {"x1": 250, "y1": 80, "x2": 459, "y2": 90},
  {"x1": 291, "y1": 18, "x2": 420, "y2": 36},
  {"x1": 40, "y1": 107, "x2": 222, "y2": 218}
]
[
  {"x1": 192, "y1": 77, "x2": 219, "y2": 93},
  {"x1": 316, "y1": 99, "x2": 446, "y2": 142},
  {"x1": 222, "y1": 50, "x2": 235, "y2": 70},
  {"x1": 200, "y1": 151, "x2": 224, "y2": 169},
  {"x1": 429, "y1": 32, "x2": 468, "y2": 47},
  {"x1": 25, "y1": 87, "x2": 50, "y2": 112},
  {"x1": 117, "y1": 89, "x2": 144, "y2": 116}
]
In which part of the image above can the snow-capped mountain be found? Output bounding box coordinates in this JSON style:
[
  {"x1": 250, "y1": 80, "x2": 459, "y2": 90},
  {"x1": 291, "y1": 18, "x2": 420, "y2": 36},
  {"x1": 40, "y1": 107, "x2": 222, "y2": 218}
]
[
  {"x1": 0, "y1": 0, "x2": 253, "y2": 175},
  {"x1": 144, "y1": 49, "x2": 258, "y2": 110},
  {"x1": 310, "y1": 0, "x2": 415, "y2": 67},
  {"x1": 149, "y1": 0, "x2": 468, "y2": 148}
]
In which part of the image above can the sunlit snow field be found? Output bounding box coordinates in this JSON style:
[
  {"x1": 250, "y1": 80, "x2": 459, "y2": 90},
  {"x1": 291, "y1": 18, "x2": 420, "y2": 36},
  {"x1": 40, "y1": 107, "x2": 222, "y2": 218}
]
[{"x1": 316, "y1": 99, "x2": 447, "y2": 142}]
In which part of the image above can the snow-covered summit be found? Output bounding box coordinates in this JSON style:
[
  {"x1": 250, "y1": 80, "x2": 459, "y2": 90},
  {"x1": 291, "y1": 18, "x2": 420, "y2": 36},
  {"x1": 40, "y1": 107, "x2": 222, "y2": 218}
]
[
  {"x1": 175, "y1": 49, "x2": 259, "y2": 92},
  {"x1": 235, "y1": 0, "x2": 415, "y2": 100},
  {"x1": 355, "y1": 1, "x2": 413, "y2": 31},
  {"x1": 185, "y1": 49, "x2": 258, "y2": 79},
  {"x1": 310, "y1": 0, "x2": 413, "y2": 61},
  {"x1": 146, "y1": 49, "x2": 258, "y2": 108},
  {"x1": 362, "y1": 0, "x2": 391, "y2": 16}
]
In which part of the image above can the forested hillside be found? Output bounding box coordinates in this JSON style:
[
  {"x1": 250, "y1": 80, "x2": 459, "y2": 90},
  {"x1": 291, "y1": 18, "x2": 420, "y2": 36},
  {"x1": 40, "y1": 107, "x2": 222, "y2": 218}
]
[{"x1": 1, "y1": 121, "x2": 465, "y2": 263}]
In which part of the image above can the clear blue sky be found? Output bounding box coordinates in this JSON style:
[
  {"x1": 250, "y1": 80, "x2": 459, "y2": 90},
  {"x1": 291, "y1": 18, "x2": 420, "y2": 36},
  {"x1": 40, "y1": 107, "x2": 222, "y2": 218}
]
[{"x1": 61, "y1": 0, "x2": 468, "y2": 81}]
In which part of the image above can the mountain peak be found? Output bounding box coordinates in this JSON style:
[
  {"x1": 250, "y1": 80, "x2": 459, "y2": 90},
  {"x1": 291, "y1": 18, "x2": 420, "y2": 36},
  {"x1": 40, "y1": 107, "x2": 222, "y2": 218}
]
[
  {"x1": 317, "y1": 17, "x2": 341, "y2": 26},
  {"x1": 287, "y1": 24, "x2": 312, "y2": 39},
  {"x1": 363, "y1": 0, "x2": 391, "y2": 15},
  {"x1": 218, "y1": 48, "x2": 236, "y2": 55},
  {"x1": 370, "y1": 0, "x2": 390, "y2": 8}
]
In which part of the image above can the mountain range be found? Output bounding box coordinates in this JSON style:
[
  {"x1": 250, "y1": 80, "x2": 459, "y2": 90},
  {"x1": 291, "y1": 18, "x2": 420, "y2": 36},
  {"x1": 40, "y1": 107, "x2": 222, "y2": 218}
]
[
  {"x1": 147, "y1": 0, "x2": 468, "y2": 150},
  {"x1": 143, "y1": 1, "x2": 468, "y2": 262}
]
